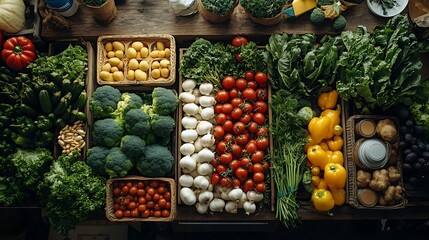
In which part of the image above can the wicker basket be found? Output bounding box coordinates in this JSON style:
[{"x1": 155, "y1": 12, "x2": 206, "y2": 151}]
[
  {"x1": 105, "y1": 176, "x2": 176, "y2": 222},
  {"x1": 96, "y1": 34, "x2": 176, "y2": 88},
  {"x1": 198, "y1": 0, "x2": 238, "y2": 23},
  {"x1": 346, "y1": 115, "x2": 407, "y2": 209}
]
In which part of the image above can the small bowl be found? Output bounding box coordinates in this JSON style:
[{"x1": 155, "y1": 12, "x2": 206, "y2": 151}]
[{"x1": 367, "y1": 0, "x2": 409, "y2": 18}]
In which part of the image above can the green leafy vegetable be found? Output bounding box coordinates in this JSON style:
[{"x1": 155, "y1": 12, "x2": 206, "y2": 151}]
[
  {"x1": 370, "y1": 0, "x2": 397, "y2": 16},
  {"x1": 201, "y1": 0, "x2": 236, "y2": 15},
  {"x1": 240, "y1": 0, "x2": 286, "y2": 18}
]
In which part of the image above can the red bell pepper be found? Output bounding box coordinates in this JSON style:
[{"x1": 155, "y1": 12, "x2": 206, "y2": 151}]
[{"x1": 1, "y1": 36, "x2": 36, "y2": 72}]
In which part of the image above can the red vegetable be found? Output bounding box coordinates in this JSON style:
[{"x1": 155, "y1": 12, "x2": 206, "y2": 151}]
[
  {"x1": 1, "y1": 36, "x2": 36, "y2": 72},
  {"x1": 232, "y1": 36, "x2": 248, "y2": 47}
]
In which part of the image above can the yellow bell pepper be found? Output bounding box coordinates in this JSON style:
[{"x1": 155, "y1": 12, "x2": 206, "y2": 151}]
[
  {"x1": 320, "y1": 106, "x2": 341, "y2": 139},
  {"x1": 308, "y1": 116, "x2": 331, "y2": 144},
  {"x1": 317, "y1": 178, "x2": 328, "y2": 190},
  {"x1": 307, "y1": 145, "x2": 328, "y2": 169},
  {"x1": 311, "y1": 189, "x2": 335, "y2": 212},
  {"x1": 324, "y1": 163, "x2": 347, "y2": 189},
  {"x1": 333, "y1": 124, "x2": 343, "y2": 136},
  {"x1": 327, "y1": 135, "x2": 344, "y2": 151},
  {"x1": 330, "y1": 187, "x2": 346, "y2": 206},
  {"x1": 311, "y1": 175, "x2": 321, "y2": 187},
  {"x1": 319, "y1": 141, "x2": 330, "y2": 151},
  {"x1": 317, "y1": 90, "x2": 338, "y2": 110},
  {"x1": 327, "y1": 150, "x2": 344, "y2": 165}
]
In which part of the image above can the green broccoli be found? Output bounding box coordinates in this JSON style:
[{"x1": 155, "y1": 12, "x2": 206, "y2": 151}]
[
  {"x1": 93, "y1": 118, "x2": 124, "y2": 147},
  {"x1": 86, "y1": 146, "x2": 110, "y2": 176},
  {"x1": 151, "y1": 115, "x2": 175, "y2": 138},
  {"x1": 105, "y1": 147, "x2": 133, "y2": 178},
  {"x1": 120, "y1": 135, "x2": 146, "y2": 160},
  {"x1": 152, "y1": 87, "x2": 178, "y2": 116},
  {"x1": 89, "y1": 86, "x2": 121, "y2": 119},
  {"x1": 124, "y1": 108, "x2": 151, "y2": 137},
  {"x1": 310, "y1": 8, "x2": 325, "y2": 25},
  {"x1": 112, "y1": 93, "x2": 143, "y2": 122},
  {"x1": 333, "y1": 15, "x2": 346, "y2": 32},
  {"x1": 136, "y1": 144, "x2": 174, "y2": 177},
  {"x1": 317, "y1": 0, "x2": 334, "y2": 6}
]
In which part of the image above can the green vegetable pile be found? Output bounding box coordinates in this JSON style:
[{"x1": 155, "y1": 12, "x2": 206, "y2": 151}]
[
  {"x1": 88, "y1": 86, "x2": 178, "y2": 178},
  {"x1": 240, "y1": 0, "x2": 286, "y2": 18},
  {"x1": 201, "y1": 0, "x2": 236, "y2": 15}
]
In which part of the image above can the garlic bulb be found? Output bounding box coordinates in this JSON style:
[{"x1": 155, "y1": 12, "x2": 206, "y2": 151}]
[
  {"x1": 196, "y1": 202, "x2": 209, "y2": 214},
  {"x1": 178, "y1": 174, "x2": 194, "y2": 187},
  {"x1": 225, "y1": 201, "x2": 238, "y2": 214},
  {"x1": 180, "y1": 187, "x2": 197, "y2": 206},
  {"x1": 209, "y1": 198, "x2": 225, "y2": 212},
  {"x1": 198, "y1": 190, "x2": 214, "y2": 204},
  {"x1": 243, "y1": 201, "x2": 256, "y2": 215}
]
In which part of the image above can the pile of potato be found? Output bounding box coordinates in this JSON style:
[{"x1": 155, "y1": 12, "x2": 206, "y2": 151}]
[{"x1": 100, "y1": 41, "x2": 126, "y2": 82}]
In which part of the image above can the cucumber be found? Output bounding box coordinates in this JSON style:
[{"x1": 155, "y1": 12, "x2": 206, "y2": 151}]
[
  {"x1": 54, "y1": 93, "x2": 72, "y2": 116},
  {"x1": 76, "y1": 112, "x2": 87, "y2": 121},
  {"x1": 39, "y1": 90, "x2": 52, "y2": 114},
  {"x1": 20, "y1": 104, "x2": 37, "y2": 117},
  {"x1": 75, "y1": 90, "x2": 87, "y2": 110}
]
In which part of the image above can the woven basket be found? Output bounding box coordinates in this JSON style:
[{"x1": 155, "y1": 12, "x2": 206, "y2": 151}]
[
  {"x1": 346, "y1": 115, "x2": 407, "y2": 209},
  {"x1": 105, "y1": 176, "x2": 177, "y2": 222},
  {"x1": 96, "y1": 34, "x2": 176, "y2": 88},
  {"x1": 198, "y1": 0, "x2": 238, "y2": 23}
]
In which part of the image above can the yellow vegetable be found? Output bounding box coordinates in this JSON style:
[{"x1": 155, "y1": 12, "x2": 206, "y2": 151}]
[
  {"x1": 128, "y1": 59, "x2": 139, "y2": 70},
  {"x1": 164, "y1": 48, "x2": 171, "y2": 58},
  {"x1": 152, "y1": 61, "x2": 160, "y2": 69},
  {"x1": 156, "y1": 42, "x2": 165, "y2": 51},
  {"x1": 140, "y1": 47, "x2": 149, "y2": 58},
  {"x1": 135, "y1": 70, "x2": 147, "y2": 81},
  {"x1": 108, "y1": 57, "x2": 121, "y2": 66},
  {"x1": 151, "y1": 69, "x2": 161, "y2": 79},
  {"x1": 117, "y1": 61, "x2": 124, "y2": 70},
  {"x1": 127, "y1": 48, "x2": 137, "y2": 59},
  {"x1": 101, "y1": 63, "x2": 111, "y2": 72},
  {"x1": 110, "y1": 66, "x2": 119, "y2": 73},
  {"x1": 115, "y1": 50, "x2": 124, "y2": 58},
  {"x1": 104, "y1": 42, "x2": 113, "y2": 52},
  {"x1": 107, "y1": 51, "x2": 115, "y2": 59},
  {"x1": 127, "y1": 70, "x2": 135, "y2": 80},
  {"x1": 100, "y1": 71, "x2": 112, "y2": 81},
  {"x1": 158, "y1": 50, "x2": 166, "y2": 58},
  {"x1": 161, "y1": 68, "x2": 170, "y2": 78},
  {"x1": 113, "y1": 71, "x2": 124, "y2": 81},
  {"x1": 150, "y1": 50, "x2": 159, "y2": 58},
  {"x1": 131, "y1": 41, "x2": 144, "y2": 51},
  {"x1": 160, "y1": 59, "x2": 170, "y2": 68},
  {"x1": 112, "y1": 41, "x2": 124, "y2": 51}
]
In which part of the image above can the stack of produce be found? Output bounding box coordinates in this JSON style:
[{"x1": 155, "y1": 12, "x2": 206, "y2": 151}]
[{"x1": 87, "y1": 86, "x2": 178, "y2": 178}]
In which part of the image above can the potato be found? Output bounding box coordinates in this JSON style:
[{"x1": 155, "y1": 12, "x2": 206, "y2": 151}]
[
  {"x1": 109, "y1": 57, "x2": 121, "y2": 66},
  {"x1": 140, "y1": 47, "x2": 149, "y2": 58},
  {"x1": 117, "y1": 61, "x2": 124, "y2": 70},
  {"x1": 107, "y1": 51, "x2": 115, "y2": 59},
  {"x1": 128, "y1": 59, "x2": 139, "y2": 70},
  {"x1": 164, "y1": 48, "x2": 171, "y2": 58},
  {"x1": 131, "y1": 41, "x2": 144, "y2": 51},
  {"x1": 110, "y1": 66, "x2": 119, "y2": 73},
  {"x1": 112, "y1": 41, "x2": 125, "y2": 51},
  {"x1": 135, "y1": 69, "x2": 147, "y2": 81},
  {"x1": 127, "y1": 48, "x2": 137, "y2": 59},
  {"x1": 158, "y1": 50, "x2": 165, "y2": 58},
  {"x1": 115, "y1": 50, "x2": 124, "y2": 58},
  {"x1": 151, "y1": 61, "x2": 160, "y2": 70},
  {"x1": 139, "y1": 60, "x2": 150, "y2": 71},
  {"x1": 150, "y1": 50, "x2": 159, "y2": 58},
  {"x1": 151, "y1": 69, "x2": 161, "y2": 79},
  {"x1": 104, "y1": 42, "x2": 113, "y2": 52},
  {"x1": 113, "y1": 71, "x2": 124, "y2": 81},
  {"x1": 156, "y1": 42, "x2": 165, "y2": 51},
  {"x1": 160, "y1": 59, "x2": 170, "y2": 68},
  {"x1": 100, "y1": 71, "x2": 112, "y2": 81},
  {"x1": 101, "y1": 63, "x2": 111, "y2": 72},
  {"x1": 161, "y1": 68, "x2": 170, "y2": 78},
  {"x1": 127, "y1": 70, "x2": 135, "y2": 80}
]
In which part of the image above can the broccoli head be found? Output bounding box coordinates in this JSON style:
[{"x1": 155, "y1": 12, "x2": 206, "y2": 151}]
[
  {"x1": 120, "y1": 135, "x2": 146, "y2": 160},
  {"x1": 333, "y1": 15, "x2": 346, "y2": 32},
  {"x1": 124, "y1": 108, "x2": 151, "y2": 137},
  {"x1": 86, "y1": 146, "x2": 110, "y2": 176},
  {"x1": 136, "y1": 144, "x2": 174, "y2": 177},
  {"x1": 93, "y1": 118, "x2": 124, "y2": 147},
  {"x1": 89, "y1": 86, "x2": 121, "y2": 119},
  {"x1": 310, "y1": 8, "x2": 325, "y2": 25},
  {"x1": 111, "y1": 93, "x2": 143, "y2": 122},
  {"x1": 105, "y1": 147, "x2": 133, "y2": 178},
  {"x1": 152, "y1": 87, "x2": 178, "y2": 116},
  {"x1": 151, "y1": 115, "x2": 175, "y2": 138}
]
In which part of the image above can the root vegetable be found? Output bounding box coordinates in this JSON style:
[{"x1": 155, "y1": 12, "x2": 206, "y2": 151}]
[
  {"x1": 196, "y1": 121, "x2": 213, "y2": 135},
  {"x1": 387, "y1": 166, "x2": 401, "y2": 183},
  {"x1": 198, "y1": 190, "x2": 214, "y2": 204},
  {"x1": 197, "y1": 148, "x2": 214, "y2": 163},
  {"x1": 196, "y1": 202, "x2": 209, "y2": 214},
  {"x1": 200, "y1": 107, "x2": 215, "y2": 120},
  {"x1": 179, "y1": 174, "x2": 194, "y2": 187},
  {"x1": 197, "y1": 163, "x2": 213, "y2": 176},
  {"x1": 181, "y1": 129, "x2": 198, "y2": 143},
  {"x1": 180, "y1": 155, "x2": 196, "y2": 173},
  {"x1": 199, "y1": 83, "x2": 214, "y2": 95},
  {"x1": 209, "y1": 198, "x2": 225, "y2": 212},
  {"x1": 180, "y1": 143, "x2": 195, "y2": 156},
  {"x1": 194, "y1": 176, "x2": 209, "y2": 190},
  {"x1": 357, "y1": 170, "x2": 371, "y2": 188},
  {"x1": 369, "y1": 169, "x2": 390, "y2": 191},
  {"x1": 183, "y1": 103, "x2": 200, "y2": 116},
  {"x1": 179, "y1": 92, "x2": 196, "y2": 103},
  {"x1": 376, "y1": 119, "x2": 398, "y2": 144},
  {"x1": 180, "y1": 187, "x2": 197, "y2": 206},
  {"x1": 225, "y1": 201, "x2": 238, "y2": 214},
  {"x1": 181, "y1": 116, "x2": 198, "y2": 129},
  {"x1": 243, "y1": 201, "x2": 256, "y2": 215}
]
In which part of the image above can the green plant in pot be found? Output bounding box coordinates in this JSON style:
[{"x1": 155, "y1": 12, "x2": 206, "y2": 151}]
[
  {"x1": 240, "y1": 0, "x2": 287, "y2": 26},
  {"x1": 198, "y1": 0, "x2": 238, "y2": 23},
  {"x1": 82, "y1": 0, "x2": 117, "y2": 24}
]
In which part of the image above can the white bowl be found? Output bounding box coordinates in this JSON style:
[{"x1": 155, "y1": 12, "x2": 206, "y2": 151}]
[{"x1": 367, "y1": 0, "x2": 409, "y2": 18}]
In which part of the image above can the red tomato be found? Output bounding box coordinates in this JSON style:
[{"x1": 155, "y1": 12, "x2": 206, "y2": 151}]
[
  {"x1": 256, "y1": 88, "x2": 268, "y2": 101},
  {"x1": 228, "y1": 88, "x2": 239, "y2": 99},
  {"x1": 253, "y1": 172, "x2": 265, "y2": 183},
  {"x1": 216, "y1": 141, "x2": 227, "y2": 154},
  {"x1": 161, "y1": 209, "x2": 170, "y2": 218},
  {"x1": 235, "y1": 168, "x2": 248, "y2": 179},
  {"x1": 242, "y1": 88, "x2": 257, "y2": 101},
  {"x1": 213, "y1": 126, "x2": 225, "y2": 139},
  {"x1": 240, "y1": 102, "x2": 253, "y2": 113},
  {"x1": 229, "y1": 159, "x2": 241, "y2": 170},
  {"x1": 211, "y1": 158, "x2": 220, "y2": 167},
  {"x1": 252, "y1": 163, "x2": 264, "y2": 173},
  {"x1": 222, "y1": 103, "x2": 233, "y2": 114},
  {"x1": 220, "y1": 177, "x2": 233, "y2": 187},
  {"x1": 233, "y1": 178, "x2": 241, "y2": 187},
  {"x1": 254, "y1": 72, "x2": 268, "y2": 86},
  {"x1": 233, "y1": 122, "x2": 246, "y2": 135},
  {"x1": 235, "y1": 53, "x2": 241, "y2": 62},
  {"x1": 257, "y1": 126, "x2": 269, "y2": 136},
  {"x1": 245, "y1": 71, "x2": 254, "y2": 81},
  {"x1": 251, "y1": 150, "x2": 265, "y2": 163},
  {"x1": 216, "y1": 164, "x2": 228, "y2": 173},
  {"x1": 247, "y1": 81, "x2": 258, "y2": 89},
  {"x1": 216, "y1": 113, "x2": 227, "y2": 125},
  {"x1": 128, "y1": 201, "x2": 137, "y2": 210},
  {"x1": 215, "y1": 90, "x2": 229, "y2": 103},
  {"x1": 211, "y1": 173, "x2": 221, "y2": 185},
  {"x1": 222, "y1": 120, "x2": 233, "y2": 133},
  {"x1": 245, "y1": 141, "x2": 258, "y2": 154},
  {"x1": 223, "y1": 133, "x2": 234, "y2": 142},
  {"x1": 231, "y1": 98, "x2": 243, "y2": 108},
  {"x1": 115, "y1": 209, "x2": 124, "y2": 218},
  {"x1": 220, "y1": 153, "x2": 233, "y2": 164},
  {"x1": 240, "y1": 157, "x2": 251, "y2": 167},
  {"x1": 242, "y1": 179, "x2": 255, "y2": 193},
  {"x1": 248, "y1": 122, "x2": 259, "y2": 134},
  {"x1": 214, "y1": 104, "x2": 223, "y2": 114},
  {"x1": 231, "y1": 108, "x2": 243, "y2": 120},
  {"x1": 235, "y1": 78, "x2": 248, "y2": 91},
  {"x1": 256, "y1": 137, "x2": 269, "y2": 150},
  {"x1": 253, "y1": 101, "x2": 268, "y2": 114},
  {"x1": 262, "y1": 161, "x2": 270, "y2": 172},
  {"x1": 232, "y1": 36, "x2": 248, "y2": 47},
  {"x1": 255, "y1": 182, "x2": 267, "y2": 193},
  {"x1": 238, "y1": 114, "x2": 251, "y2": 125},
  {"x1": 253, "y1": 113, "x2": 266, "y2": 125},
  {"x1": 129, "y1": 186, "x2": 138, "y2": 195},
  {"x1": 113, "y1": 187, "x2": 121, "y2": 196},
  {"x1": 236, "y1": 134, "x2": 249, "y2": 146},
  {"x1": 222, "y1": 76, "x2": 235, "y2": 90}
]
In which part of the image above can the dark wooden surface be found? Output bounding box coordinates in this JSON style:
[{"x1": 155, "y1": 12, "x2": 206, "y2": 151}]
[{"x1": 42, "y1": 0, "x2": 389, "y2": 43}]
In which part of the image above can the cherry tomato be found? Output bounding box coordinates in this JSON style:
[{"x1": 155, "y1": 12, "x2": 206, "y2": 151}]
[
  {"x1": 228, "y1": 88, "x2": 239, "y2": 99},
  {"x1": 253, "y1": 101, "x2": 268, "y2": 114},
  {"x1": 242, "y1": 179, "x2": 255, "y2": 193},
  {"x1": 158, "y1": 198, "x2": 167, "y2": 209},
  {"x1": 232, "y1": 36, "x2": 248, "y2": 47},
  {"x1": 253, "y1": 163, "x2": 264, "y2": 173},
  {"x1": 115, "y1": 209, "x2": 124, "y2": 218},
  {"x1": 231, "y1": 144, "x2": 242, "y2": 158},
  {"x1": 223, "y1": 133, "x2": 234, "y2": 142},
  {"x1": 137, "y1": 181, "x2": 144, "y2": 189},
  {"x1": 235, "y1": 78, "x2": 248, "y2": 91},
  {"x1": 215, "y1": 90, "x2": 229, "y2": 103},
  {"x1": 222, "y1": 120, "x2": 233, "y2": 133},
  {"x1": 240, "y1": 157, "x2": 251, "y2": 167},
  {"x1": 235, "y1": 53, "x2": 242, "y2": 62},
  {"x1": 253, "y1": 172, "x2": 265, "y2": 183},
  {"x1": 236, "y1": 134, "x2": 249, "y2": 146},
  {"x1": 216, "y1": 164, "x2": 228, "y2": 173},
  {"x1": 253, "y1": 113, "x2": 266, "y2": 125},
  {"x1": 211, "y1": 172, "x2": 221, "y2": 185},
  {"x1": 121, "y1": 186, "x2": 129, "y2": 195},
  {"x1": 248, "y1": 122, "x2": 259, "y2": 134},
  {"x1": 222, "y1": 103, "x2": 233, "y2": 114},
  {"x1": 142, "y1": 209, "x2": 150, "y2": 218},
  {"x1": 229, "y1": 159, "x2": 241, "y2": 170},
  {"x1": 216, "y1": 113, "x2": 227, "y2": 125},
  {"x1": 153, "y1": 210, "x2": 162, "y2": 218},
  {"x1": 247, "y1": 81, "x2": 258, "y2": 89},
  {"x1": 232, "y1": 178, "x2": 241, "y2": 187},
  {"x1": 255, "y1": 88, "x2": 268, "y2": 101},
  {"x1": 231, "y1": 98, "x2": 243, "y2": 108},
  {"x1": 256, "y1": 137, "x2": 269, "y2": 150},
  {"x1": 214, "y1": 104, "x2": 223, "y2": 114},
  {"x1": 138, "y1": 204, "x2": 147, "y2": 213},
  {"x1": 128, "y1": 201, "x2": 137, "y2": 210},
  {"x1": 233, "y1": 122, "x2": 246, "y2": 135},
  {"x1": 257, "y1": 126, "x2": 269, "y2": 136},
  {"x1": 146, "y1": 201, "x2": 155, "y2": 209},
  {"x1": 220, "y1": 153, "x2": 233, "y2": 164},
  {"x1": 113, "y1": 187, "x2": 121, "y2": 196},
  {"x1": 217, "y1": 141, "x2": 227, "y2": 154},
  {"x1": 163, "y1": 192, "x2": 171, "y2": 201},
  {"x1": 251, "y1": 150, "x2": 265, "y2": 163},
  {"x1": 138, "y1": 196, "x2": 146, "y2": 205},
  {"x1": 231, "y1": 108, "x2": 243, "y2": 120},
  {"x1": 222, "y1": 76, "x2": 235, "y2": 90},
  {"x1": 245, "y1": 141, "x2": 258, "y2": 154},
  {"x1": 254, "y1": 72, "x2": 268, "y2": 86},
  {"x1": 245, "y1": 71, "x2": 254, "y2": 81},
  {"x1": 220, "y1": 177, "x2": 233, "y2": 187},
  {"x1": 262, "y1": 161, "x2": 270, "y2": 172},
  {"x1": 242, "y1": 88, "x2": 257, "y2": 101},
  {"x1": 157, "y1": 186, "x2": 166, "y2": 195},
  {"x1": 255, "y1": 182, "x2": 267, "y2": 193},
  {"x1": 161, "y1": 209, "x2": 170, "y2": 218},
  {"x1": 240, "y1": 114, "x2": 252, "y2": 125},
  {"x1": 129, "y1": 186, "x2": 138, "y2": 195},
  {"x1": 123, "y1": 210, "x2": 131, "y2": 217},
  {"x1": 153, "y1": 193, "x2": 161, "y2": 202},
  {"x1": 213, "y1": 126, "x2": 225, "y2": 139},
  {"x1": 235, "y1": 168, "x2": 248, "y2": 179},
  {"x1": 240, "y1": 102, "x2": 253, "y2": 113}
]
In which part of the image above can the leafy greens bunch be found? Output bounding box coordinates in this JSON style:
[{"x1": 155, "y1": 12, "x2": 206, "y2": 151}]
[
  {"x1": 240, "y1": 0, "x2": 287, "y2": 18},
  {"x1": 201, "y1": 0, "x2": 237, "y2": 15}
]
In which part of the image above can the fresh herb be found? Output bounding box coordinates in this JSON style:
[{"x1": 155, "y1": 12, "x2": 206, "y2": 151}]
[
  {"x1": 370, "y1": 0, "x2": 397, "y2": 15},
  {"x1": 201, "y1": 0, "x2": 236, "y2": 15},
  {"x1": 240, "y1": 0, "x2": 287, "y2": 18}
]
